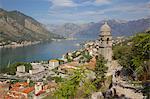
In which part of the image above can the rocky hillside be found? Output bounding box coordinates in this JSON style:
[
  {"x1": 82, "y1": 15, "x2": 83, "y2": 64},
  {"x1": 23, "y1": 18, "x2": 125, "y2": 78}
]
[
  {"x1": 75, "y1": 18, "x2": 150, "y2": 39},
  {"x1": 46, "y1": 18, "x2": 150, "y2": 39},
  {"x1": 0, "y1": 8, "x2": 62, "y2": 42},
  {"x1": 46, "y1": 23, "x2": 82, "y2": 37}
]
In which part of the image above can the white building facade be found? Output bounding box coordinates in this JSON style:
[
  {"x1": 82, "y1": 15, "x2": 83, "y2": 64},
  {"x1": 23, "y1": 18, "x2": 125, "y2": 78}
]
[{"x1": 49, "y1": 60, "x2": 59, "y2": 69}]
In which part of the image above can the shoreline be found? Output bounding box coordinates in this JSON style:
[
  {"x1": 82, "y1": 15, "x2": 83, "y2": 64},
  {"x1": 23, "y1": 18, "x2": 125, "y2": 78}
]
[
  {"x1": 0, "y1": 41, "x2": 41, "y2": 49},
  {"x1": 0, "y1": 37, "x2": 86, "y2": 69},
  {"x1": 0, "y1": 38, "x2": 78, "y2": 49}
]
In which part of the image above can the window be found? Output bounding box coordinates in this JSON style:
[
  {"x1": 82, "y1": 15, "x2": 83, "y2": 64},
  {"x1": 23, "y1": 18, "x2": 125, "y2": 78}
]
[{"x1": 107, "y1": 38, "x2": 109, "y2": 44}]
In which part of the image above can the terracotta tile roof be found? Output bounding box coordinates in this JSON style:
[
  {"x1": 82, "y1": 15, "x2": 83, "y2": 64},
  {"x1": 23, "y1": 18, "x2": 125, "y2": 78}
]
[
  {"x1": 11, "y1": 82, "x2": 29, "y2": 87},
  {"x1": 60, "y1": 61, "x2": 79, "y2": 69},
  {"x1": 67, "y1": 61, "x2": 79, "y2": 66},
  {"x1": 11, "y1": 87, "x2": 20, "y2": 91},
  {"x1": 5, "y1": 91, "x2": 27, "y2": 99},
  {"x1": 22, "y1": 87, "x2": 34, "y2": 94},
  {"x1": 4, "y1": 95, "x2": 11, "y2": 99}
]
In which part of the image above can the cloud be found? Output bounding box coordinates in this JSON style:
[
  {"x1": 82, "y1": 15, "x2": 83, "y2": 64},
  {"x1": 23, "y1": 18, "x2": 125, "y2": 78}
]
[
  {"x1": 108, "y1": 3, "x2": 149, "y2": 13},
  {"x1": 148, "y1": 1, "x2": 150, "y2": 8},
  {"x1": 46, "y1": 9, "x2": 107, "y2": 24},
  {"x1": 49, "y1": 0, "x2": 77, "y2": 7},
  {"x1": 45, "y1": 0, "x2": 149, "y2": 24},
  {"x1": 49, "y1": 0, "x2": 111, "y2": 8},
  {"x1": 78, "y1": 0, "x2": 111, "y2": 6},
  {"x1": 94, "y1": 0, "x2": 111, "y2": 4}
]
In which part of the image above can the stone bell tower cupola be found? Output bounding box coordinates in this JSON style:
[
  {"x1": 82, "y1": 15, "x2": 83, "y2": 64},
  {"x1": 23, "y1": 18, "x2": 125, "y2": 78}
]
[{"x1": 99, "y1": 22, "x2": 112, "y2": 62}]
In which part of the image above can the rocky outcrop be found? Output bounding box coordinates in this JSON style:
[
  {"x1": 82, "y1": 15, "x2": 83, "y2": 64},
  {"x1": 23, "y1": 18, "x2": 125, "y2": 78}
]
[
  {"x1": 113, "y1": 84, "x2": 144, "y2": 99},
  {"x1": 91, "y1": 60, "x2": 145, "y2": 99},
  {"x1": 91, "y1": 92, "x2": 104, "y2": 99},
  {"x1": 108, "y1": 61, "x2": 144, "y2": 99},
  {"x1": 0, "y1": 8, "x2": 62, "y2": 43}
]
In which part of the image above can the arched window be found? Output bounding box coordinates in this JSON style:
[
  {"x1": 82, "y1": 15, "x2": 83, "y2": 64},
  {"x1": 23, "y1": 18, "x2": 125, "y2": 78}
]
[
  {"x1": 107, "y1": 38, "x2": 109, "y2": 44},
  {"x1": 100, "y1": 38, "x2": 103, "y2": 44}
]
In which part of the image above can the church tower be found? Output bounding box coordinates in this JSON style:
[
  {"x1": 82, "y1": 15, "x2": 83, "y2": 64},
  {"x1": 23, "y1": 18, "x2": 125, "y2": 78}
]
[{"x1": 99, "y1": 22, "x2": 112, "y2": 62}]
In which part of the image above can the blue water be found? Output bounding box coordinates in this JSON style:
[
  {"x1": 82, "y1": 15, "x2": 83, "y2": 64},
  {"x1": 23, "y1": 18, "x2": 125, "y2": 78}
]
[{"x1": 0, "y1": 38, "x2": 94, "y2": 71}]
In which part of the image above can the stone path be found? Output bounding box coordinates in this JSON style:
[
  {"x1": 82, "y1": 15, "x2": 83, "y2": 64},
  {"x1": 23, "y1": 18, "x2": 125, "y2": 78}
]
[
  {"x1": 110, "y1": 60, "x2": 144, "y2": 99},
  {"x1": 91, "y1": 60, "x2": 145, "y2": 99}
]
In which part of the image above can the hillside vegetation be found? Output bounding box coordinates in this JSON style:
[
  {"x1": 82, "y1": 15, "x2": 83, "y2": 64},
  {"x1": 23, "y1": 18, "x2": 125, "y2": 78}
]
[{"x1": 113, "y1": 31, "x2": 150, "y2": 81}]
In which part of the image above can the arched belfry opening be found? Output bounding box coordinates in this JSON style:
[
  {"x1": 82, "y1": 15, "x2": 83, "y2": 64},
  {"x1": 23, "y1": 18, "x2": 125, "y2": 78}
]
[{"x1": 107, "y1": 38, "x2": 109, "y2": 44}]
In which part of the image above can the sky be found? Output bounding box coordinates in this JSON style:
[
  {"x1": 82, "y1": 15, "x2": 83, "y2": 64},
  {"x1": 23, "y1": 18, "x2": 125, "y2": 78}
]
[{"x1": 1, "y1": 0, "x2": 150, "y2": 24}]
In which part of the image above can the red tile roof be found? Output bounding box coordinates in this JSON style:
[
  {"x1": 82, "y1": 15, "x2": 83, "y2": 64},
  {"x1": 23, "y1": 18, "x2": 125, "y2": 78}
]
[
  {"x1": 10, "y1": 87, "x2": 20, "y2": 91},
  {"x1": 11, "y1": 82, "x2": 29, "y2": 87},
  {"x1": 22, "y1": 87, "x2": 34, "y2": 94}
]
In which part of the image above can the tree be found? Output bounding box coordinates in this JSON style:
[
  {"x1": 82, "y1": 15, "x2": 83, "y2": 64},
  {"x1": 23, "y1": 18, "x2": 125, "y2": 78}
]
[
  {"x1": 78, "y1": 79, "x2": 97, "y2": 98},
  {"x1": 53, "y1": 68, "x2": 95, "y2": 99},
  {"x1": 79, "y1": 50, "x2": 92, "y2": 63},
  {"x1": 82, "y1": 50, "x2": 92, "y2": 62},
  {"x1": 113, "y1": 32, "x2": 150, "y2": 81},
  {"x1": 54, "y1": 68, "x2": 84, "y2": 98},
  {"x1": 95, "y1": 55, "x2": 108, "y2": 79},
  {"x1": 131, "y1": 33, "x2": 150, "y2": 80}
]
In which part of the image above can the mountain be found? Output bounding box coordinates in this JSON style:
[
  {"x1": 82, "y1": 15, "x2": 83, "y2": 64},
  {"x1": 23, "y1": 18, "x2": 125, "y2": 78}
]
[
  {"x1": 46, "y1": 23, "x2": 81, "y2": 37},
  {"x1": 0, "y1": 8, "x2": 62, "y2": 42},
  {"x1": 76, "y1": 18, "x2": 150, "y2": 38},
  {"x1": 46, "y1": 18, "x2": 150, "y2": 39}
]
